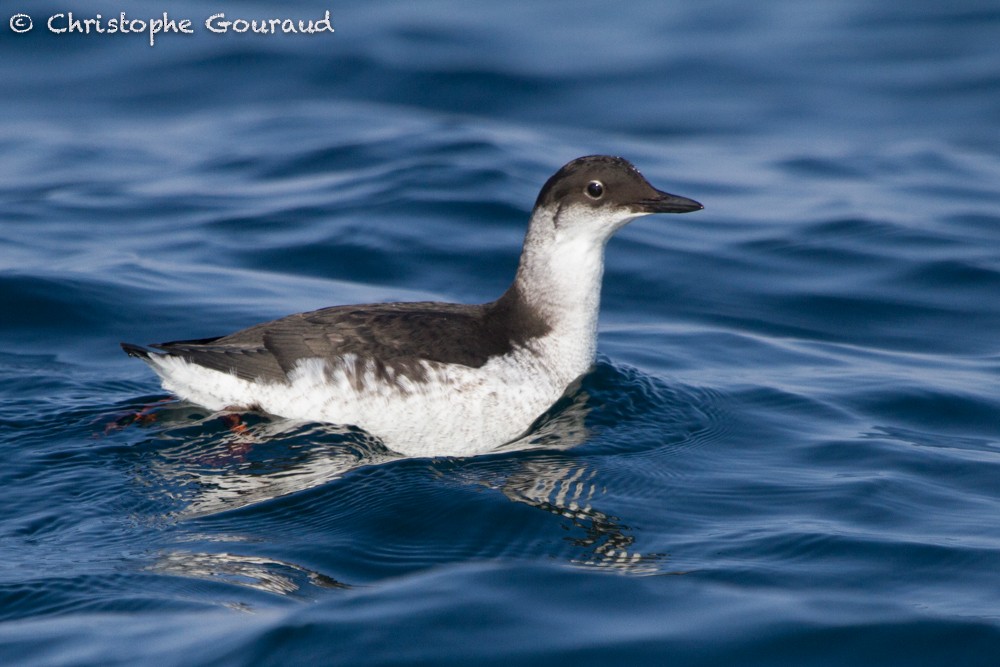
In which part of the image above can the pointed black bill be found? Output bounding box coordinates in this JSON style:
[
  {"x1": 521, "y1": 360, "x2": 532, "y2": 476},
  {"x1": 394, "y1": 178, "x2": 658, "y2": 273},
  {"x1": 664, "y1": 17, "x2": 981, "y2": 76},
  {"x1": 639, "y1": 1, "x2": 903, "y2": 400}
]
[{"x1": 637, "y1": 190, "x2": 703, "y2": 214}]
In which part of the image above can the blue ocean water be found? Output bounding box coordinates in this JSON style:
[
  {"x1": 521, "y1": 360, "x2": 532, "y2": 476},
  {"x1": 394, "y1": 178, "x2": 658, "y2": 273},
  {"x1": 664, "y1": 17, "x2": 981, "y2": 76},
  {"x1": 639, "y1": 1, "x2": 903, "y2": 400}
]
[{"x1": 2, "y1": 0, "x2": 999, "y2": 664}]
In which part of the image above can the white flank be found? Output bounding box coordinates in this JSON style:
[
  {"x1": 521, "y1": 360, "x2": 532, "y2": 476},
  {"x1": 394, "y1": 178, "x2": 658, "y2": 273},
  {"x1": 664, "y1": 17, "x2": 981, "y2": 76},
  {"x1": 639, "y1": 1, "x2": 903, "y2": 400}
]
[{"x1": 148, "y1": 335, "x2": 579, "y2": 458}]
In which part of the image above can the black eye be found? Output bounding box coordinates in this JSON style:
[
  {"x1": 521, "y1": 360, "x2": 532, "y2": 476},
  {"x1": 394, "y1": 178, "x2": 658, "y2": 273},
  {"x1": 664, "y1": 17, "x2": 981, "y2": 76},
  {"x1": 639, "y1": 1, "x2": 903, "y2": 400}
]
[{"x1": 585, "y1": 181, "x2": 604, "y2": 199}]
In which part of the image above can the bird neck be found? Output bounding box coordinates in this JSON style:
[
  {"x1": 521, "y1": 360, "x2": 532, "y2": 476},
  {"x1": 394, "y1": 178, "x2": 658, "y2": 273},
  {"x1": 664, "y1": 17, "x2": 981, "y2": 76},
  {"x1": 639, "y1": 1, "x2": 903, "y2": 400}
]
[{"x1": 505, "y1": 208, "x2": 608, "y2": 362}]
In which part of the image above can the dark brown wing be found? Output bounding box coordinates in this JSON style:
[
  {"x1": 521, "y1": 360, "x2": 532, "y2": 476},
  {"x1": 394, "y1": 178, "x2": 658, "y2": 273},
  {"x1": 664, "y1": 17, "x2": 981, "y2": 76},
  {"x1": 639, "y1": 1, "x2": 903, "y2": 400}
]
[{"x1": 144, "y1": 301, "x2": 515, "y2": 384}]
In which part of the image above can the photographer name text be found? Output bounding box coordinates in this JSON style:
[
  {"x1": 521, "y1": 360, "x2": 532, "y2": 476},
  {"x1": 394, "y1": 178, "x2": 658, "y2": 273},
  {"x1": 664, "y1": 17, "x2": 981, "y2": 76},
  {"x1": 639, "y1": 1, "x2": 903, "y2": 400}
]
[{"x1": 7, "y1": 11, "x2": 335, "y2": 46}]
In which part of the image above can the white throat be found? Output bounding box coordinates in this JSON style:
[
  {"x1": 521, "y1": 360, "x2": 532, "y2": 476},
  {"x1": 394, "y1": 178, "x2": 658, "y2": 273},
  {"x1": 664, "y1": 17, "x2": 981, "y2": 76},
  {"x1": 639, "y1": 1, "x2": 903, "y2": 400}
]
[{"x1": 512, "y1": 203, "x2": 646, "y2": 366}]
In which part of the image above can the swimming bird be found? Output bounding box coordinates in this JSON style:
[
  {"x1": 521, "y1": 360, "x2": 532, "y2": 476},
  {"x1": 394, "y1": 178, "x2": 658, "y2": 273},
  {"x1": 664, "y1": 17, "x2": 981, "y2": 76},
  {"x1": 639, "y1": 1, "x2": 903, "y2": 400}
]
[{"x1": 122, "y1": 155, "x2": 702, "y2": 457}]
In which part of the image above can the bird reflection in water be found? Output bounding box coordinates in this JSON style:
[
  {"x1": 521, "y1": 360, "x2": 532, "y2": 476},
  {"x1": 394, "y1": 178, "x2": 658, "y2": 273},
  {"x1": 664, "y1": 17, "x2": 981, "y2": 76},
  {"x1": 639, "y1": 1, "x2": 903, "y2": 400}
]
[
  {"x1": 148, "y1": 549, "x2": 350, "y2": 599},
  {"x1": 127, "y1": 389, "x2": 663, "y2": 597}
]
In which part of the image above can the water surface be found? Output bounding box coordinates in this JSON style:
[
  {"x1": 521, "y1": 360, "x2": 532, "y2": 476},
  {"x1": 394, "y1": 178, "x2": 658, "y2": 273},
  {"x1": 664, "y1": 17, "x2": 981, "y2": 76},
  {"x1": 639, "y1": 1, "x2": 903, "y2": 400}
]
[{"x1": 2, "y1": 1, "x2": 999, "y2": 665}]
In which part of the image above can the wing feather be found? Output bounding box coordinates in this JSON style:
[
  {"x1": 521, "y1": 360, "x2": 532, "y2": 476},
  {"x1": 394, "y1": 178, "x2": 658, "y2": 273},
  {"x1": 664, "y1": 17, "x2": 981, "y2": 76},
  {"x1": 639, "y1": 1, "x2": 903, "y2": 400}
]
[{"x1": 145, "y1": 301, "x2": 509, "y2": 384}]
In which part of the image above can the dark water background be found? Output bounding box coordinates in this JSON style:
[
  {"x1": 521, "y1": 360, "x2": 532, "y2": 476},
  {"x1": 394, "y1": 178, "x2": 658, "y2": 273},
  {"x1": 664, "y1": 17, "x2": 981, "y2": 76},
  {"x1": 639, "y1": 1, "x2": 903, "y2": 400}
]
[{"x1": 2, "y1": 1, "x2": 999, "y2": 664}]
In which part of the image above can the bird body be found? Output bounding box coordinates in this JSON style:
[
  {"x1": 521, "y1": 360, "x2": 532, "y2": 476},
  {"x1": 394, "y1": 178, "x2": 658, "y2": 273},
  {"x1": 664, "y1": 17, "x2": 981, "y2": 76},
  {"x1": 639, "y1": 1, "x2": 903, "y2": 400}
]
[{"x1": 123, "y1": 156, "x2": 702, "y2": 457}]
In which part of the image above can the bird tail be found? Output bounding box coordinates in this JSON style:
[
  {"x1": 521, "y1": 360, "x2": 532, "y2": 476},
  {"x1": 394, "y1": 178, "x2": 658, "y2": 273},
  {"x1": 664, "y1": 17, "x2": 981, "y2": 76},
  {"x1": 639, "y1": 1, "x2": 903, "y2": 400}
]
[{"x1": 120, "y1": 342, "x2": 153, "y2": 360}]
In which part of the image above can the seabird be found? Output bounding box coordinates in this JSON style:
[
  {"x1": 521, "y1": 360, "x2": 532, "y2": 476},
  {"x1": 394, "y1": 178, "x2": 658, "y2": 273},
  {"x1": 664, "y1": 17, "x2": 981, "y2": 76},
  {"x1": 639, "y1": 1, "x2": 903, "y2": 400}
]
[{"x1": 122, "y1": 155, "x2": 702, "y2": 457}]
